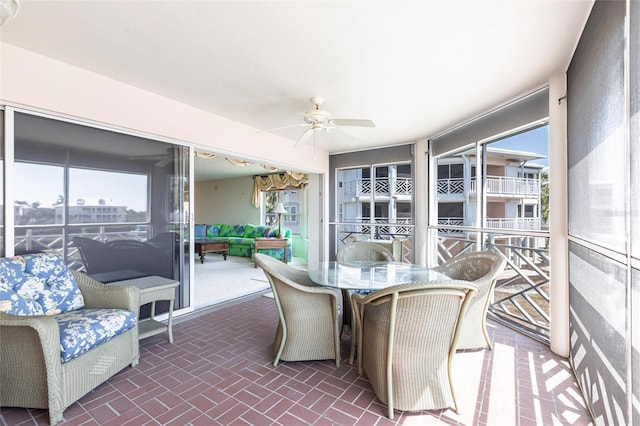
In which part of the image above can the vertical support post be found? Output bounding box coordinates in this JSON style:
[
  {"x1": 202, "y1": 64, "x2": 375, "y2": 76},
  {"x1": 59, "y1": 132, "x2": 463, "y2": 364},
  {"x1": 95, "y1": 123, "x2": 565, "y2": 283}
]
[{"x1": 549, "y1": 73, "x2": 569, "y2": 357}]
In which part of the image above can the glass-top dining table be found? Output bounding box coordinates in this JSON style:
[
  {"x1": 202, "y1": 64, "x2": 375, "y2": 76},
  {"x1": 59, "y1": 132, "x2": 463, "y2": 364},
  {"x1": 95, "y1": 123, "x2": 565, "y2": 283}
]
[
  {"x1": 308, "y1": 260, "x2": 455, "y2": 365},
  {"x1": 307, "y1": 261, "x2": 452, "y2": 291}
]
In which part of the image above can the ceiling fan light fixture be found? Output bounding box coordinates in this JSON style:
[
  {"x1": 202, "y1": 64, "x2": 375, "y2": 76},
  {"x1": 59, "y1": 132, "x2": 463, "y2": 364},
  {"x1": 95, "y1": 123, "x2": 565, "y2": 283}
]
[
  {"x1": 0, "y1": 0, "x2": 19, "y2": 26},
  {"x1": 269, "y1": 95, "x2": 375, "y2": 148}
]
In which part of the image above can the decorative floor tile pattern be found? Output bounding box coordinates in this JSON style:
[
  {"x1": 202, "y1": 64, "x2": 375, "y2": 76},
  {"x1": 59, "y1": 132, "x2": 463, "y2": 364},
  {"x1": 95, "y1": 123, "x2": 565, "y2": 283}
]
[{"x1": 1, "y1": 294, "x2": 593, "y2": 425}]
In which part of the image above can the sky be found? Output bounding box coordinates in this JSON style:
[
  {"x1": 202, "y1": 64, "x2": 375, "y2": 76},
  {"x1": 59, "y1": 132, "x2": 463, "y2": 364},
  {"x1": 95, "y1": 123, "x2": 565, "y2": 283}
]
[
  {"x1": 490, "y1": 125, "x2": 549, "y2": 167},
  {"x1": 15, "y1": 164, "x2": 148, "y2": 212}
]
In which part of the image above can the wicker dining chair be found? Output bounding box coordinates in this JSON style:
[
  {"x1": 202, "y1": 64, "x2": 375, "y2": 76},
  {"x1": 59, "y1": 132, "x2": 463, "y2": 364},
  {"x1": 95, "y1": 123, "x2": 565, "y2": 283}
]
[
  {"x1": 354, "y1": 281, "x2": 477, "y2": 419},
  {"x1": 336, "y1": 241, "x2": 394, "y2": 364},
  {"x1": 432, "y1": 250, "x2": 507, "y2": 350},
  {"x1": 254, "y1": 253, "x2": 342, "y2": 367},
  {"x1": 336, "y1": 241, "x2": 395, "y2": 263}
]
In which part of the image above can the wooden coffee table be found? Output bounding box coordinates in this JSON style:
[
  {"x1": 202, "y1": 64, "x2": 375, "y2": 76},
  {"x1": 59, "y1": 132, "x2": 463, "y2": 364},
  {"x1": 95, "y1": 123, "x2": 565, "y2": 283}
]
[
  {"x1": 194, "y1": 239, "x2": 228, "y2": 264},
  {"x1": 254, "y1": 238, "x2": 288, "y2": 267}
]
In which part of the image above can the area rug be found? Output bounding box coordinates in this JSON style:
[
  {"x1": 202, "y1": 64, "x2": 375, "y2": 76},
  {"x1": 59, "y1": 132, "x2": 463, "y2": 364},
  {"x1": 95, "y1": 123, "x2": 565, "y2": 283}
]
[{"x1": 194, "y1": 254, "x2": 269, "y2": 309}]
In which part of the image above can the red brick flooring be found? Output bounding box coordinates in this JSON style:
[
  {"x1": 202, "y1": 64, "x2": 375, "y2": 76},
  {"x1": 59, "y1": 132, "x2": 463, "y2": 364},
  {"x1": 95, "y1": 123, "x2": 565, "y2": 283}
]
[{"x1": 1, "y1": 294, "x2": 594, "y2": 425}]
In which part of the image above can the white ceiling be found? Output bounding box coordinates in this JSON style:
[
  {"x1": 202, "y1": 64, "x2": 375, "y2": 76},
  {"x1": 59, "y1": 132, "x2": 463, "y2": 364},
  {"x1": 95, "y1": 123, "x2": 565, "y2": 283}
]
[{"x1": 1, "y1": 0, "x2": 593, "y2": 179}]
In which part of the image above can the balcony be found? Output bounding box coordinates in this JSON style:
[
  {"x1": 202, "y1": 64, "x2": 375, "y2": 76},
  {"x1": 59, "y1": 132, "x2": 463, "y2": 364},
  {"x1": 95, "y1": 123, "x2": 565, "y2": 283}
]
[
  {"x1": 437, "y1": 176, "x2": 541, "y2": 199},
  {"x1": 438, "y1": 217, "x2": 541, "y2": 232},
  {"x1": 0, "y1": 292, "x2": 592, "y2": 425},
  {"x1": 340, "y1": 177, "x2": 412, "y2": 199},
  {"x1": 471, "y1": 176, "x2": 540, "y2": 199},
  {"x1": 335, "y1": 218, "x2": 414, "y2": 241}
]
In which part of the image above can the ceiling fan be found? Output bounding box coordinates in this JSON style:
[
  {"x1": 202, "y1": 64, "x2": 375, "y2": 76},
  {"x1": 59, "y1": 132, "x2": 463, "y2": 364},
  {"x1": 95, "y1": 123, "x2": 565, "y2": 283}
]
[
  {"x1": 128, "y1": 147, "x2": 176, "y2": 167},
  {"x1": 268, "y1": 96, "x2": 375, "y2": 148}
]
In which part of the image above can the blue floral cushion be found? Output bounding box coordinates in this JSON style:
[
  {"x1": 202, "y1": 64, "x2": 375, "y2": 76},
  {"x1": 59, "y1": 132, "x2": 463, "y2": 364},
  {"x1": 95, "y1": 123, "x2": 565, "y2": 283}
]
[
  {"x1": 256, "y1": 225, "x2": 277, "y2": 238},
  {"x1": 243, "y1": 224, "x2": 260, "y2": 238},
  {"x1": 206, "y1": 224, "x2": 222, "y2": 237},
  {"x1": 225, "y1": 224, "x2": 245, "y2": 237},
  {"x1": 56, "y1": 308, "x2": 137, "y2": 363},
  {"x1": 0, "y1": 253, "x2": 84, "y2": 316}
]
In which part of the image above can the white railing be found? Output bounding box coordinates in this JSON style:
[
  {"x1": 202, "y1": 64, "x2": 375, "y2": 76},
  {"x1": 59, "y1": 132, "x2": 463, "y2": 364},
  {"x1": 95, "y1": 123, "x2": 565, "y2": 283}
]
[
  {"x1": 470, "y1": 176, "x2": 540, "y2": 197},
  {"x1": 335, "y1": 218, "x2": 413, "y2": 242},
  {"x1": 393, "y1": 178, "x2": 413, "y2": 195},
  {"x1": 13, "y1": 224, "x2": 152, "y2": 271},
  {"x1": 341, "y1": 177, "x2": 413, "y2": 197},
  {"x1": 437, "y1": 233, "x2": 550, "y2": 344},
  {"x1": 486, "y1": 218, "x2": 540, "y2": 230},
  {"x1": 437, "y1": 178, "x2": 464, "y2": 195},
  {"x1": 438, "y1": 217, "x2": 541, "y2": 231},
  {"x1": 438, "y1": 217, "x2": 465, "y2": 227}
]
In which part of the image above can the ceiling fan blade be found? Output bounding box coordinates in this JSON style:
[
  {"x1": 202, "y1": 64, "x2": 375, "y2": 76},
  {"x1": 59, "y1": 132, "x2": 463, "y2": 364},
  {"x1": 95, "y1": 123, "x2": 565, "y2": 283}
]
[
  {"x1": 128, "y1": 154, "x2": 166, "y2": 161},
  {"x1": 293, "y1": 128, "x2": 314, "y2": 148},
  {"x1": 154, "y1": 157, "x2": 173, "y2": 167},
  {"x1": 331, "y1": 118, "x2": 375, "y2": 128}
]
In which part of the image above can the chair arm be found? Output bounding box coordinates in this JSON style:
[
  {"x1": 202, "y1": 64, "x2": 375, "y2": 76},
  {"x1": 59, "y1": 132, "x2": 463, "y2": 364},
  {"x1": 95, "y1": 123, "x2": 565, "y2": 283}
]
[
  {"x1": 0, "y1": 312, "x2": 63, "y2": 391},
  {"x1": 0, "y1": 311, "x2": 60, "y2": 352},
  {"x1": 72, "y1": 270, "x2": 140, "y2": 312}
]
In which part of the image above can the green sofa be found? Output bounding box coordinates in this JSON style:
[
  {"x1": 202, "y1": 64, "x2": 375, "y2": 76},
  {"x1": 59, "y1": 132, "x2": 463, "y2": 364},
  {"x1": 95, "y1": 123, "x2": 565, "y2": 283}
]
[{"x1": 194, "y1": 223, "x2": 292, "y2": 262}]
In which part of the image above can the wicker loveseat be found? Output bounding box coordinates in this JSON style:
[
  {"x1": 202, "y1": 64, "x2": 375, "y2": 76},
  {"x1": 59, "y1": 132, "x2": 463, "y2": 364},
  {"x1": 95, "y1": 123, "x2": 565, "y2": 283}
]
[
  {"x1": 194, "y1": 223, "x2": 292, "y2": 262},
  {"x1": 0, "y1": 253, "x2": 140, "y2": 425}
]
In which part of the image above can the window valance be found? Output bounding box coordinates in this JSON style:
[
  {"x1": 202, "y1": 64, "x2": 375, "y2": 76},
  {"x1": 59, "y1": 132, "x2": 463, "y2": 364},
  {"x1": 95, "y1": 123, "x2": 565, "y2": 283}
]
[{"x1": 252, "y1": 172, "x2": 309, "y2": 207}]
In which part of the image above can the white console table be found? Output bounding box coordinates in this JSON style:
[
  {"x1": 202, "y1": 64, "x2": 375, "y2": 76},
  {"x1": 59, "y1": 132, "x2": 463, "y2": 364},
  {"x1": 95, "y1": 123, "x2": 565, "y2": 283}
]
[{"x1": 110, "y1": 275, "x2": 180, "y2": 343}]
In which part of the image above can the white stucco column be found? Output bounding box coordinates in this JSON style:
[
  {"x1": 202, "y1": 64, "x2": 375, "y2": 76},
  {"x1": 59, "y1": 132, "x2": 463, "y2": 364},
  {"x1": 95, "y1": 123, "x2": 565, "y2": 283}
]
[
  {"x1": 414, "y1": 138, "x2": 429, "y2": 266},
  {"x1": 549, "y1": 72, "x2": 570, "y2": 357}
]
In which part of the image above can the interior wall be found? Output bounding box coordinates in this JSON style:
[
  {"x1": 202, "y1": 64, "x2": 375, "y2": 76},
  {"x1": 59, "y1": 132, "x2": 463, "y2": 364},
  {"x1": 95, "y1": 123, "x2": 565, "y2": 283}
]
[
  {"x1": 194, "y1": 177, "x2": 260, "y2": 225},
  {"x1": 567, "y1": 1, "x2": 637, "y2": 424}
]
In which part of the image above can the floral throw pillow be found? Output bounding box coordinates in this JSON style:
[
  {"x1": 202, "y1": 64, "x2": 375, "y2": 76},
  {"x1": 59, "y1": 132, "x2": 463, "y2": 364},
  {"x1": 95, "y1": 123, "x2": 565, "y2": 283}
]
[
  {"x1": 0, "y1": 254, "x2": 85, "y2": 316},
  {"x1": 0, "y1": 258, "x2": 42, "y2": 315}
]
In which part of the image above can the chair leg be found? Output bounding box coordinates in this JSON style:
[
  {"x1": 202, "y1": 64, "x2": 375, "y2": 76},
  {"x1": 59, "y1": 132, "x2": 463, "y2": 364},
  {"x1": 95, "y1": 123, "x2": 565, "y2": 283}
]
[
  {"x1": 273, "y1": 323, "x2": 286, "y2": 367},
  {"x1": 482, "y1": 317, "x2": 493, "y2": 350},
  {"x1": 349, "y1": 329, "x2": 356, "y2": 365},
  {"x1": 344, "y1": 290, "x2": 358, "y2": 365},
  {"x1": 50, "y1": 412, "x2": 64, "y2": 426}
]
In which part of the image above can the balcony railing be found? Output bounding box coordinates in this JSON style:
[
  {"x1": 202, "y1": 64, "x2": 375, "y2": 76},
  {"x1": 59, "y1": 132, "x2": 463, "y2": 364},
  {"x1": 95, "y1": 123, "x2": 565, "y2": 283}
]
[
  {"x1": 340, "y1": 177, "x2": 412, "y2": 198},
  {"x1": 437, "y1": 232, "x2": 550, "y2": 344},
  {"x1": 336, "y1": 218, "x2": 413, "y2": 238},
  {"x1": 13, "y1": 224, "x2": 153, "y2": 271},
  {"x1": 486, "y1": 218, "x2": 540, "y2": 230},
  {"x1": 470, "y1": 175, "x2": 540, "y2": 198},
  {"x1": 437, "y1": 178, "x2": 464, "y2": 195},
  {"x1": 439, "y1": 217, "x2": 541, "y2": 231},
  {"x1": 332, "y1": 219, "x2": 415, "y2": 263}
]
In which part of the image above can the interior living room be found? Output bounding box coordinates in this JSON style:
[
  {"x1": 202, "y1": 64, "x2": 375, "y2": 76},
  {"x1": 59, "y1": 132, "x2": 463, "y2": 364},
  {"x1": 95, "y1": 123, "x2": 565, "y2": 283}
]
[{"x1": 1, "y1": 1, "x2": 638, "y2": 425}]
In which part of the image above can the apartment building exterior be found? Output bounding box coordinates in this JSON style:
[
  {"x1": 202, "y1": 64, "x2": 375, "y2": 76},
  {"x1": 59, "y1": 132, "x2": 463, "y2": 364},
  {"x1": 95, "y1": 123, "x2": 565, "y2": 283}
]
[
  {"x1": 335, "y1": 147, "x2": 545, "y2": 240},
  {"x1": 437, "y1": 147, "x2": 546, "y2": 234}
]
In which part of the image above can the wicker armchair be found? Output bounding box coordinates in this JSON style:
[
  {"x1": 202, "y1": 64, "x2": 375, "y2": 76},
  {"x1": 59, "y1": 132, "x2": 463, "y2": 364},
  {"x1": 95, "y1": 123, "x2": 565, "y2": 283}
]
[
  {"x1": 354, "y1": 281, "x2": 477, "y2": 419},
  {"x1": 254, "y1": 253, "x2": 342, "y2": 367},
  {"x1": 336, "y1": 241, "x2": 394, "y2": 262},
  {"x1": 336, "y1": 241, "x2": 394, "y2": 364},
  {"x1": 432, "y1": 251, "x2": 507, "y2": 350},
  {"x1": 0, "y1": 270, "x2": 140, "y2": 425}
]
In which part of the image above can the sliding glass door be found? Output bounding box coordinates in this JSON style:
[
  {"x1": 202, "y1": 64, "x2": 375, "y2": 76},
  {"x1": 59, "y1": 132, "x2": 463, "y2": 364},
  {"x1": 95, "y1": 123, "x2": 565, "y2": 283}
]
[{"x1": 6, "y1": 109, "x2": 191, "y2": 311}]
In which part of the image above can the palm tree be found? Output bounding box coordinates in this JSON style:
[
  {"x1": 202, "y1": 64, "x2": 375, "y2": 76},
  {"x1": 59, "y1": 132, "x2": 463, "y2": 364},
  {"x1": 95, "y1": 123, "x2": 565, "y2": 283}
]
[{"x1": 540, "y1": 171, "x2": 549, "y2": 222}]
